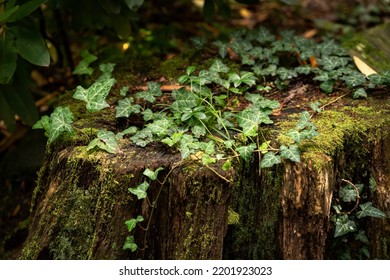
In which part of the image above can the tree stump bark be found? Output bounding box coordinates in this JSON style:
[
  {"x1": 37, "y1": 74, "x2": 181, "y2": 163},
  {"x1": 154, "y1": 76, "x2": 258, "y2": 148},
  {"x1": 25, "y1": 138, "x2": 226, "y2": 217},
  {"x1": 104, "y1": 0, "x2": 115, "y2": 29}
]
[{"x1": 20, "y1": 93, "x2": 390, "y2": 260}]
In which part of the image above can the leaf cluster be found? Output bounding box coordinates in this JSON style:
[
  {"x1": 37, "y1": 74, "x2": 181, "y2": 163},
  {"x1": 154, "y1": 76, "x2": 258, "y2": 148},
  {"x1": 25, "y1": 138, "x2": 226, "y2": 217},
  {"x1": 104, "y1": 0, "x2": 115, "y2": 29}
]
[
  {"x1": 331, "y1": 178, "x2": 387, "y2": 259},
  {"x1": 208, "y1": 27, "x2": 390, "y2": 98}
]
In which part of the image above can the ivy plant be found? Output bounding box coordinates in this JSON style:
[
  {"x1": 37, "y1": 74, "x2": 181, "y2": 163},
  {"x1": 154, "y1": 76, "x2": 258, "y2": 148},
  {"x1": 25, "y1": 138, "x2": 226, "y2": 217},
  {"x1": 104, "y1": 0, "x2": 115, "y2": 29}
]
[{"x1": 331, "y1": 178, "x2": 387, "y2": 259}]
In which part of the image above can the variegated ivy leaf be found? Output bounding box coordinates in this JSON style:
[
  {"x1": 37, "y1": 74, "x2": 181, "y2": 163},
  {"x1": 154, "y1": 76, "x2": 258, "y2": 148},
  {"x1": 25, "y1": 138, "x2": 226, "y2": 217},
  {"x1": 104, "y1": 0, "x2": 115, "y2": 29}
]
[
  {"x1": 260, "y1": 151, "x2": 281, "y2": 168},
  {"x1": 146, "y1": 119, "x2": 172, "y2": 138},
  {"x1": 209, "y1": 59, "x2": 229, "y2": 73},
  {"x1": 237, "y1": 108, "x2": 273, "y2": 137},
  {"x1": 73, "y1": 78, "x2": 116, "y2": 112},
  {"x1": 339, "y1": 184, "x2": 358, "y2": 203},
  {"x1": 115, "y1": 97, "x2": 141, "y2": 118},
  {"x1": 147, "y1": 81, "x2": 162, "y2": 96},
  {"x1": 334, "y1": 214, "x2": 357, "y2": 237},
  {"x1": 356, "y1": 202, "x2": 387, "y2": 219},
  {"x1": 342, "y1": 72, "x2": 366, "y2": 88},
  {"x1": 280, "y1": 144, "x2": 301, "y2": 163},
  {"x1": 87, "y1": 129, "x2": 119, "y2": 154},
  {"x1": 33, "y1": 106, "x2": 74, "y2": 144},
  {"x1": 319, "y1": 56, "x2": 349, "y2": 71},
  {"x1": 236, "y1": 143, "x2": 257, "y2": 162}
]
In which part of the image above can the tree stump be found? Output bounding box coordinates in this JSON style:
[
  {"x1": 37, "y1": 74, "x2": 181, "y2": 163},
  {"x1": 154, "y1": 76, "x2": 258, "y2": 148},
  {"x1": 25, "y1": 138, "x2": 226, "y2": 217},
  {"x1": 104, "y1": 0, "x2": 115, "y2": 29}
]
[{"x1": 19, "y1": 92, "x2": 390, "y2": 259}]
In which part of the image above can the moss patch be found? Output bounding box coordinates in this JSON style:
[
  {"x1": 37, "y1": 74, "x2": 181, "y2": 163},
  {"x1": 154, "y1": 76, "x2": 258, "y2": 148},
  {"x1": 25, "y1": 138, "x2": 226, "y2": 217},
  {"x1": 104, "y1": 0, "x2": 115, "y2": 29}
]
[{"x1": 277, "y1": 100, "x2": 390, "y2": 170}]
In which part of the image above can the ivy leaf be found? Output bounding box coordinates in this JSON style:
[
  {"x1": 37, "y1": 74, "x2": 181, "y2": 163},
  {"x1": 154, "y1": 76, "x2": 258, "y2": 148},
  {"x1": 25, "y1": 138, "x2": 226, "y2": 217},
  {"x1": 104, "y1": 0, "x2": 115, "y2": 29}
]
[
  {"x1": 143, "y1": 167, "x2": 164, "y2": 181},
  {"x1": 334, "y1": 214, "x2": 357, "y2": 237},
  {"x1": 286, "y1": 130, "x2": 302, "y2": 143},
  {"x1": 319, "y1": 80, "x2": 334, "y2": 93},
  {"x1": 368, "y1": 73, "x2": 390, "y2": 85},
  {"x1": 352, "y1": 88, "x2": 367, "y2": 99},
  {"x1": 319, "y1": 56, "x2": 349, "y2": 71},
  {"x1": 73, "y1": 78, "x2": 115, "y2": 112},
  {"x1": 115, "y1": 97, "x2": 141, "y2": 118},
  {"x1": 130, "y1": 128, "x2": 154, "y2": 147},
  {"x1": 356, "y1": 202, "x2": 387, "y2": 219},
  {"x1": 237, "y1": 108, "x2": 272, "y2": 137},
  {"x1": 72, "y1": 50, "x2": 97, "y2": 75},
  {"x1": 260, "y1": 152, "x2": 281, "y2": 168},
  {"x1": 124, "y1": 0, "x2": 144, "y2": 11},
  {"x1": 236, "y1": 143, "x2": 257, "y2": 162},
  {"x1": 192, "y1": 125, "x2": 206, "y2": 138},
  {"x1": 256, "y1": 26, "x2": 275, "y2": 43},
  {"x1": 161, "y1": 132, "x2": 183, "y2": 147},
  {"x1": 147, "y1": 82, "x2": 162, "y2": 96},
  {"x1": 342, "y1": 72, "x2": 366, "y2": 88},
  {"x1": 202, "y1": 153, "x2": 216, "y2": 165},
  {"x1": 280, "y1": 144, "x2": 301, "y2": 163},
  {"x1": 146, "y1": 119, "x2": 171, "y2": 138},
  {"x1": 213, "y1": 40, "x2": 228, "y2": 58},
  {"x1": 318, "y1": 39, "x2": 336, "y2": 56},
  {"x1": 295, "y1": 111, "x2": 311, "y2": 127},
  {"x1": 229, "y1": 71, "x2": 257, "y2": 87},
  {"x1": 125, "y1": 220, "x2": 137, "y2": 232},
  {"x1": 209, "y1": 59, "x2": 229, "y2": 73},
  {"x1": 87, "y1": 129, "x2": 119, "y2": 154},
  {"x1": 116, "y1": 126, "x2": 138, "y2": 139},
  {"x1": 33, "y1": 106, "x2": 74, "y2": 144},
  {"x1": 119, "y1": 86, "x2": 129, "y2": 97},
  {"x1": 135, "y1": 90, "x2": 155, "y2": 103},
  {"x1": 277, "y1": 67, "x2": 297, "y2": 80},
  {"x1": 171, "y1": 89, "x2": 199, "y2": 112},
  {"x1": 339, "y1": 184, "x2": 358, "y2": 202},
  {"x1": 129, "y1": 181, "x2": 150, "y2": 200},
  {"x1": 122, "y1": 235, "x2": 138, "y2": 252},
  {"x1": 220, "y1": 159, "x2": 231, "y2": 171},
  {"x1": 354, "y1": 230, "x2": 369, "y2": 244}
]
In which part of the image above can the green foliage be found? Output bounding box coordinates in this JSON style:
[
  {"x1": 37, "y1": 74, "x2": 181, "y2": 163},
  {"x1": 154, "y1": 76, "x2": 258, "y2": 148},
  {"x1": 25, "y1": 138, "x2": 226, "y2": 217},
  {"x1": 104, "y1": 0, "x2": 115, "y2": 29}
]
[
  {"x1": 331, "y1": 178, "x2": 387, "y2": 259},
  {"x1": 128, "y1": 181, "x2": 149, "y2": 200},
  {"x1": 72, "y1": 50, "x2": 98, "y2": 76},
  {"x1": 32, "y1": 106, "x2": 74, "y2": 143},
  {"x1": 208, "y1": 26, "x2": 390, "y2": 98},
  {"x1": 87, "y1": 129, "x2": 120, "y2": 154},
  {"x1": 73, "y1": 63, "x2": 116, "y2": 112},
  {"x1": 0, "y1": 0, "x2": 49, "y2": 130}
]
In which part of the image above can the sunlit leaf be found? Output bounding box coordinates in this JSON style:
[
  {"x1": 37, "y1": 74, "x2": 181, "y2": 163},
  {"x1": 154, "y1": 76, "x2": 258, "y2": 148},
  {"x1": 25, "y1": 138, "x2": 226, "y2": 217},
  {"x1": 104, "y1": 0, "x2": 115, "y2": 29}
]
[
  {"x1": 33, "y1": 106, "x2": 74, "y2": 144},
  {"x1": 87, "y1": 129, "x2": 119, "y2": 154},
  {"x1": 129, "y1": 181, "x2": 149, "y2": 200},
  {"x1": 209, "y1": 59, "x2": 229, "y2": 73},
  {"x1": 260, "y1": 152, "x2": 281, "y2": 168},
  {"x1": 143, "y1": 167, "x2": 164, "y2": 181},
  {"x1": 73, "y1": 78, "x2": 115, "y2": 112},
  {"x1": 122, "y1": 235, "x2": 138, "y2": 251},
  {"x1": 116, "y1": 97, "x2": 141, "y2": 118}
]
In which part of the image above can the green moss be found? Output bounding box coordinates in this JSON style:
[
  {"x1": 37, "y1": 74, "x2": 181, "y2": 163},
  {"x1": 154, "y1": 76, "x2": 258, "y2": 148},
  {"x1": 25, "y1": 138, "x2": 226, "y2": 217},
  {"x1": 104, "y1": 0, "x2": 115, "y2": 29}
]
[
  {"x1": 227, "y1": 208, "x2": 239, "y2": 225},
  {"x1": 277, "y1": 103, "x2": 390, "y2": 171}
]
